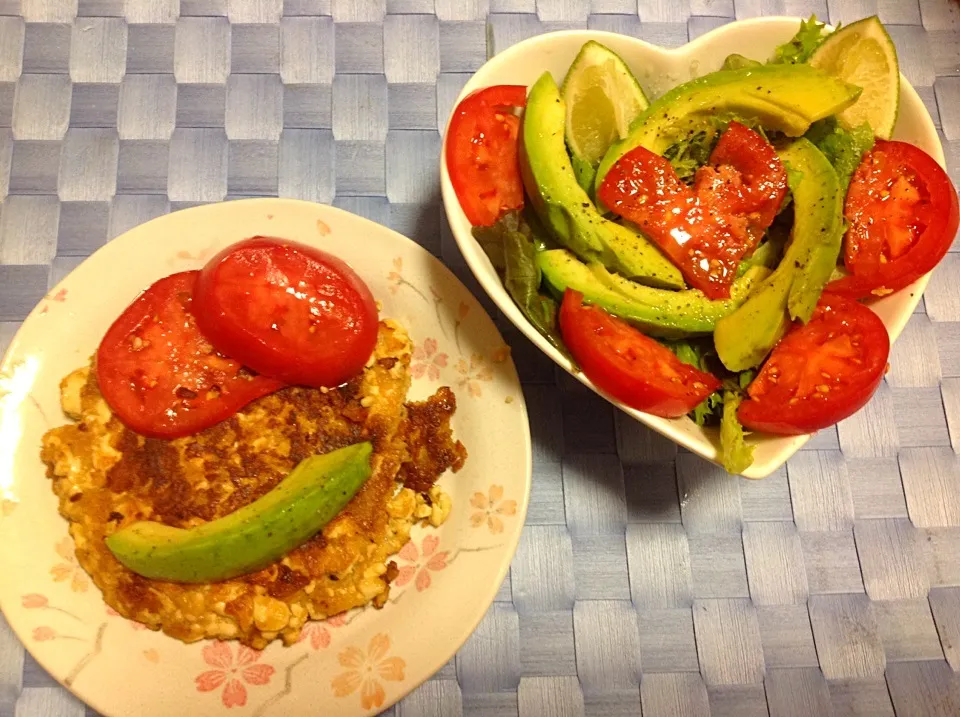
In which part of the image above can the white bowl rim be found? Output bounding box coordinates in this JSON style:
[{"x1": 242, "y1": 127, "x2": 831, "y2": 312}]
[{"x1": 440, "y1": 17, "x2": 943, "y2": 479}]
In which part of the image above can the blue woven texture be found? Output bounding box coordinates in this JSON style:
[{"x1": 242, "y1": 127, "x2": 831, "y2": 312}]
[{"x1": 1, "y1": 1, "x2": 960, "y2": 715}]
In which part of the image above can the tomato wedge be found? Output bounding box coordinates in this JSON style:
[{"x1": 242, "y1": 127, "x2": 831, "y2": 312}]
[
  {"x1": 559, "y1": 290, "x2": 720, "y2": 418},
  {"x1": 695, "y1": 121, "x2": 788, "y2": 245},
  {"x1": 738, "y1": 294, "x2": 890, "y2": 435},
  {"x1": 96, "y1": 271, "x2": 285, "y2": 439},
  {"x1": 826, "y1": 140, "x2": 959, "y2": 299},
  {"x1": 598, "y1": 123, "x2": 786, "y2": 299},
  {"x1": 194, "y1": 237, "x2": 379, "y2": 388},
  {"x1": 446, "y1": 85, "x2": 527, "y2": 227}
]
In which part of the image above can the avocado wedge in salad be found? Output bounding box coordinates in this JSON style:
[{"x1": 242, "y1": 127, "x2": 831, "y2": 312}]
[
  {"x1": 539, "y1": 249, "x2": 770, "y2": 337},
  {"x1": 715, "y1": 137, "x2": 845, "y2": 371},
  {"x1": 594, "y1": 62, "x2": 861, "y2": 193},
  {"x1": 445, "y1": 15, "x2": 952, "y2": 476},
  {"x1": 520, "y1": 71, "x2": 685, "y2": 290}
]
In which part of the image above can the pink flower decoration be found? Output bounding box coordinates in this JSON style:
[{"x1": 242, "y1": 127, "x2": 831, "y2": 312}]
[
  {"x1": 327, "y1": 614, "x2": 348, "y2": 628},
  {"x1": 195, "y1": 642, "x2": 275, "y2": 708},
  {"x1": 455, "y1": 353, "x2": 494, "y2": 398},
  {"x1": 411, "y1": 338, "x2": 448, "y2": 381},
  {"x1": 394, "y1": 535, "x2": 448, "y2": 592},
  {"x1": 297, "y1": 614, "x2": 347, "y2": 651},
  {"x1": 33, "y1": 626, "x2": 56, "y2": 642},
  {"x1": 470, "y1": 484, "x2": 518, "y2": 534},
  {"x1": 331, "y1": 634, "x2": 405, "y2": 710},
  {"x1": 22, "y1": 594, "x2": 48, "y2": 609},
  {"x1": 50, "y1": 537, "x2": 89, "y2": 593}
]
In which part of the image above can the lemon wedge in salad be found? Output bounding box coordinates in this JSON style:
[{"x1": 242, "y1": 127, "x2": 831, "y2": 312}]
[
  {"x1": 561, "y1": 41, "x2": 649, "y2": 190},
  {"x1": 809, "y1": 16, "x2": 900, "y2": 138}
]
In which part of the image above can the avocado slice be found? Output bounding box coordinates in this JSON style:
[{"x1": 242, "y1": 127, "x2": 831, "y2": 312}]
[
  {"x1": 780, "y1": 139, "x2": 846, "y2": 322},
  {"x1": 714, "y1": 138, "x2": 844, "y2": 371},
  {"x1": 713, "y1": 267, "x2": 794, "y2": 372},
  {"x1": 539, "y1": 248, "x2": 769, "y2": 338},
  {"x1": 595, "y1": 63, "x2": 861, "y2": 193},
  {"x1": 105, "y1": 442, "x2": 373, "y2": 583},
  {"x1": 520, "y1": 72, "x2": 685, "y2": 290}
]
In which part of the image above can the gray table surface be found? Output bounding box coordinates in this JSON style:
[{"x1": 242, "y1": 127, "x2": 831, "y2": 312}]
[{"x1": 1, "y1": 1, "x2": 960, "y2": 715}]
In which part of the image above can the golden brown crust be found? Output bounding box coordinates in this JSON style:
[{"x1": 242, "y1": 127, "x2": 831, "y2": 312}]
[
  {"x1": 398, "y1": 387, "x2": 468, "y2": 495},
  {"x1": 40, "y1": 321, "x2": 465, "y2": 649}
]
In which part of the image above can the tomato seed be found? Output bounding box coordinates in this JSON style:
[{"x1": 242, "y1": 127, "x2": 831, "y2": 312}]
[{"x1": 176, "y1": 387, "x2": 198, "y2": 400}]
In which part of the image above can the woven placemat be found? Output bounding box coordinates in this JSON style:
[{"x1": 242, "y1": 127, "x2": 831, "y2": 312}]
[{"x1": 1, "y1": 1, "x2": 959, "y2": 715}]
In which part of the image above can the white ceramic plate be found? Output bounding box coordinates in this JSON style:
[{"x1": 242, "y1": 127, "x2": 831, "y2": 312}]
[
  {"x1": 440, "y1": 17, "x2": 944, "y2": 478},
  {"x1": 0, "y1": 198, "x2": 531, "y2": 716}
]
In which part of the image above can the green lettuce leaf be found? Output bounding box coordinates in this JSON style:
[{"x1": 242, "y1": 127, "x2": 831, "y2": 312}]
[
  {"x1": 719, "y1": 390, "x2": 755, "y2": 474},
  {"x1": 664, "y1": 339, "x2": 724, "y2": 426},
  {"x1": 662, "y1": 130, "x2": 714, "y2": 184},
  {"x1": 770, "y1": 15, "x2": 831, "y2": 65},
  {"x1": 662, "y1": 114, "x2": 771, "y2": 185},
  {"x1": 692, "y1": 392, "x2": 723, "y2": 427},
  {"x1": 664, "y1": 338, "x2": 757, "y2": 472},
  {"x1": 804, "y1": 118, "x2": 875, "y2": 193},
  {"x1": 473, "y1": 211, "x2": 572, "y2": 361}
]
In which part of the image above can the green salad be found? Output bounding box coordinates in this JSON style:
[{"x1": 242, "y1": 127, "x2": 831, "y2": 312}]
[{"x1": 445, "y1": 16, "x2": 958, "y2": 473}]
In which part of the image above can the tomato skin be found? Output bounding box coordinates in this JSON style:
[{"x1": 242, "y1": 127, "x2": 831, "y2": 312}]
[
  {"x1": 446, "y1": 85, "x2": 527, "y2": 227},
  {"x1": 193, "y1": 237, "x2": 379, "y2": 389},
  {"x1": 599, "y1": 145, "x2": 737, "y2": 299},
  {"x1": 96, "y1": 271, "x2": 285, "y2": 439},
  {"x1": 695, "y1": 121, "x2": 788, "y2": 243},
  {"x1": 827, "y1": 140, "x2": 959, "y2": 299},
  {"x1": 598, "y1": 123, "x2": 786, "y2": 299},
  {"x1": 738, "y1": 294, "x2": 890, "y2": 435},
  {"x1": 559, "y1": 290, "x2": 720, "y2": 418}
]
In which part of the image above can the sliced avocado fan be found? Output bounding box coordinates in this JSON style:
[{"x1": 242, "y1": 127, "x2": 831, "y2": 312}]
[
  {"x1": 714, "y1": 138, "x2": 845, "y2": 372},
  {"x1": 538, "y1": 248, "x2": 770, "y2": 338},
  {"x1": 595, "y1": 63, "x2": 861, "y2": 194},
  {"x1": 520, "y1": 71, "x2": 685, "y2": 291}
]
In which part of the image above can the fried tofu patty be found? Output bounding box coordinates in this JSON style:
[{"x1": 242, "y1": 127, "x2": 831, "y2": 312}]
[{"x1": 40, "y1": 321, "x2": 466, "y2": 648}]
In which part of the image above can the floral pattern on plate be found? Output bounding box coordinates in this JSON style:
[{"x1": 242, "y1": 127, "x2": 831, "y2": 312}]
[{"x1": 0, "y1": 198, "x2": 530, "y2": 717}]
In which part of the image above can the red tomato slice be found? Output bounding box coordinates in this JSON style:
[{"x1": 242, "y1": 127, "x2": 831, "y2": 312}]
[
  {"x1": 597, "y1": 124, "x2": 787, "y2": 300},
  {"x1": 559, "y1": 290, "x2": 720, "y2": 418},
  {"x1": 827, "y1": 140, "x2": 959, "y2": 299},
  {"x1": 193, "y1": 237, "x2": 378, "y2": 388},
  {"x1": 738, "y1": 294, "x2": 890, "y2": 435},
  {"x1": 695, "y1": 121, "x2": 788, "y2": 244},
  {"x1": 96, "y1": 271, "x2": 285, "y2": 439},
  {"x1": 446, "y1": 85, "x2": 527, "y2": 227},
  {"x1": 598, "y1": 146, "x2": 737, "y2": 299}
]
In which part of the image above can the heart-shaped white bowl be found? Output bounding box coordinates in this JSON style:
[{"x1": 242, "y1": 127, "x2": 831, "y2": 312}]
[{"x1": 439, "y1": 17, "x2": 945, "y2": 479}]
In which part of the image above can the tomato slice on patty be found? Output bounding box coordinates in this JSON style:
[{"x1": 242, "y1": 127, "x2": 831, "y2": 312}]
[
  {"x1": 738, "y1": 294, "x2": 890, "y2": 435},
  {"x1": 97, "y1": 271, "x2": 285, "y2": 439},
  {"x1": 827, "y1": 140, "x2": 959, "y2": 299},
  {"x1": 193, "y1": 237, "x2": 379, "y2": 389},
  {"x1": 446, "y1": 85, "x2": 527, "y2": 227},
  {"x1": 559, "y1": 290, "x2": 720, "y2": 418}
]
